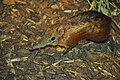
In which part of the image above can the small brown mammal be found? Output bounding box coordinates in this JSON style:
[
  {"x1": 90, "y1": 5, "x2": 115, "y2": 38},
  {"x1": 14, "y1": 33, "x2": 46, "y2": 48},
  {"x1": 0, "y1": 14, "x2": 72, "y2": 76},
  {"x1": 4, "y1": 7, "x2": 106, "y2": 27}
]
[{"x1": 31, "y1": 10, "x2": 120, "y2": 50}]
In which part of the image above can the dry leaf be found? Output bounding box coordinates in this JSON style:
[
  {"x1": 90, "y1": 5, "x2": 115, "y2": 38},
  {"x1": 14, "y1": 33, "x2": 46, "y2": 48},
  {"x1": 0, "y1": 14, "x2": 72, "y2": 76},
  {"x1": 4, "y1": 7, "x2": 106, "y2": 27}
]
[{"x1": 3, "y1": 0, "x2": 15, "y2": 5}]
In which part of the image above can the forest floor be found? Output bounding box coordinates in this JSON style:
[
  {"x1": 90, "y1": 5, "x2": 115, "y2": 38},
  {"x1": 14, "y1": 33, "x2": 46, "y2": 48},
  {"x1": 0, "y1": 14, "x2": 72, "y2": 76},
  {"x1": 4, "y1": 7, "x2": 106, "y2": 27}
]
[{"x1": 0, "y1": 0, "x2": 120, "y2": 80}]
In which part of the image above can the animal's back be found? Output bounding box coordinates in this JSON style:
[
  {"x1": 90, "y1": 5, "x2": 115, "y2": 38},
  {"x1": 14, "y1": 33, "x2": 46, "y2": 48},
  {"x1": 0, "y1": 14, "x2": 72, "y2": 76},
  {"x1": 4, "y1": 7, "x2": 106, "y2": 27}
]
[{"x1": 61, "y1": 11, "x2": 112, "y2": 47}]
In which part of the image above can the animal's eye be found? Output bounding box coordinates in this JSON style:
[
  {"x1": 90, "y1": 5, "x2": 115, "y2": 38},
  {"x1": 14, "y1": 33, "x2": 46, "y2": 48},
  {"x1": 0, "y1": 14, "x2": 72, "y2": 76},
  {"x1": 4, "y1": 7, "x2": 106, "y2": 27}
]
[{"x1": 50, "y1": 37, "x2": 55, "y2": 41}]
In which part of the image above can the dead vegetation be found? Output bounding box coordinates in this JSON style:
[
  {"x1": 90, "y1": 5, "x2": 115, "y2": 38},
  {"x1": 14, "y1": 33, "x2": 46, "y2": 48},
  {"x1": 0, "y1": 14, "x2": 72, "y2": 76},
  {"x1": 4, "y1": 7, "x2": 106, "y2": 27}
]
[{"x1": 0, "y1": 0, "x2": 120, "y2": 80}]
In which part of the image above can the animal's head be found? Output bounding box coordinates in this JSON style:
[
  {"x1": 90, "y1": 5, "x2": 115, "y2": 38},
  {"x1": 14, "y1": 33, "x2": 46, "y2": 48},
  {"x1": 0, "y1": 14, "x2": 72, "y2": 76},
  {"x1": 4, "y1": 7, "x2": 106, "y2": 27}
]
[{"x1": 32, "y1": 25, "x2": 66, "y2": 50}]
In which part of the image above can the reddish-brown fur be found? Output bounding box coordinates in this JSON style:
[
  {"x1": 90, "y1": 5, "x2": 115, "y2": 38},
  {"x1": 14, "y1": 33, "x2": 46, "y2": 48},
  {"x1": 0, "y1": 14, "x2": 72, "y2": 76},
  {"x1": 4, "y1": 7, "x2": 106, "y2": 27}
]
[{"x1": 31, "y1": 10, "x2": 120, "y2": 50}]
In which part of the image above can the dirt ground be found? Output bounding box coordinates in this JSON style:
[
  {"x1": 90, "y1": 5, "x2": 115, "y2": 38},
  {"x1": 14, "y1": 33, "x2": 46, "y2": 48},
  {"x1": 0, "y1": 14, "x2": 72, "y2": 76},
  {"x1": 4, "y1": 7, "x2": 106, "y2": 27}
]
[{"x1": 0, "y1": 0, "x2": 120, "y2": 80}]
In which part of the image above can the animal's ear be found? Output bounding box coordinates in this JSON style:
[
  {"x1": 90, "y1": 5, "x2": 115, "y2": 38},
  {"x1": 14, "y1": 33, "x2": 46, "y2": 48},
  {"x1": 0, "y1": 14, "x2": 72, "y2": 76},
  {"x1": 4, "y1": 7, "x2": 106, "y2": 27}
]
[{"x1": 57, "y1": 26, "x2": 65, "y2": 36}]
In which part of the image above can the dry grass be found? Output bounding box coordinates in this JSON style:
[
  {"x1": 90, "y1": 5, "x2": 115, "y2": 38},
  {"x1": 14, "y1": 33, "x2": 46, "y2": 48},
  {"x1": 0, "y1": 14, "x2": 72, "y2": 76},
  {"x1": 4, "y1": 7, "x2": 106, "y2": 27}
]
[{"x1": 0, "y1": 0, "x2": 120, "y2": 80}]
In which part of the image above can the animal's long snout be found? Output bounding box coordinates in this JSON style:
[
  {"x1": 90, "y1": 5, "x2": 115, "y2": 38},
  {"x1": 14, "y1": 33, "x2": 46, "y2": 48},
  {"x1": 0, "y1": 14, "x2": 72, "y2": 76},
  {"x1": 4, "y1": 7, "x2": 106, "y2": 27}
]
[{"x1": 29, "y1": 43, "x2": 47, "y2": 51}]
